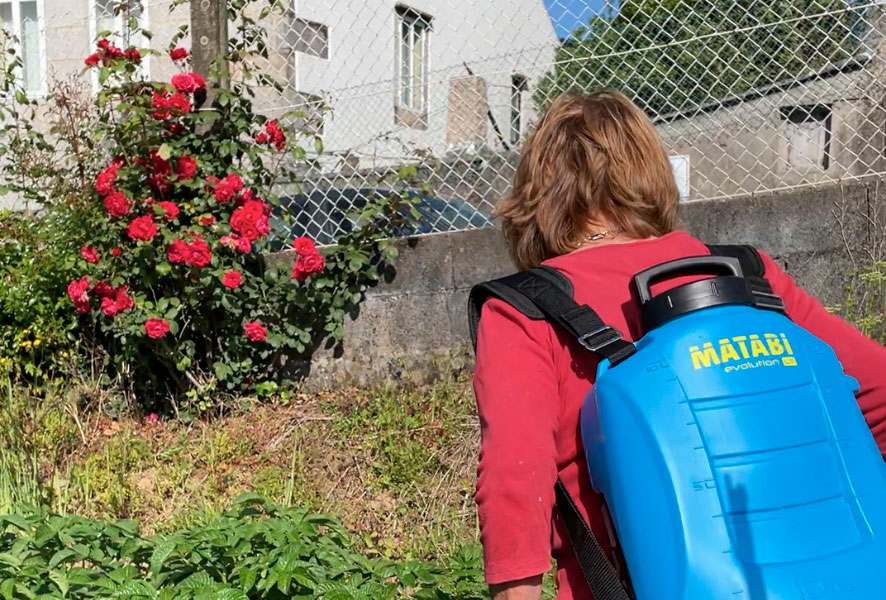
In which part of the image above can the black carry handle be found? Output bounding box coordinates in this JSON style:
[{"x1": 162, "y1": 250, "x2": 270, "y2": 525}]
[{"x1": 634, "y1": 256, "x2": 744, "y2": 304}]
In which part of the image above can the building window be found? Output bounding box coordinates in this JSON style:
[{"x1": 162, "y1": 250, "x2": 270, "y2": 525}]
[
  {"x1": 395, "y1": 5, "x2": 431, "y2": 128},
  {"x1": 780, "y1": 104, "x2": 832, "y2": 170},
  {"x1": 289, "y1": 18, "x2": 329, "y2": 59},
  {"x1": 510, "y1": 73, "x2": 527, "y2": 145},
  {"x1": 0, "y1": 0, "x2": 43, "y2": 95}
]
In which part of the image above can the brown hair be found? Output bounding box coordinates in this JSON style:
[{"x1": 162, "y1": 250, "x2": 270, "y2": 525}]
[{"x1": 497, "y1": 89, "x2": 679, "y2": 270}]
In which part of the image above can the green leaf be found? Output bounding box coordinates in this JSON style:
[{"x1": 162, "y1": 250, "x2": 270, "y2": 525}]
[
  {"x1": 0, "y1": 515, "x2": 30, "y2": 532},
  {"x1": 156, "y1": 143, "x2": 173, "y2": 161},
  {"x1": 0, "y1": 554, "x2": 21, "y2": 568},
  {"x1": 149, "y1": 541, "x2": 176, "y2": 575}
]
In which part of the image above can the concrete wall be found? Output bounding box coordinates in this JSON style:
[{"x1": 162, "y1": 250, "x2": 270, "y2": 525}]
[
  {"x1": 293, "y1": 180, "x2": 884, "y2": 387},
  {"x1": 658, "y1": 68, "x2": 882, "y2": 200}
]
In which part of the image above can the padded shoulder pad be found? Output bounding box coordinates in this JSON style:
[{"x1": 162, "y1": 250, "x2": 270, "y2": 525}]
[
  {"x1": 706, "y1": 244, "x2": 765, "y2": 278},
  {"x1": 467, "y1": 266, "x2": 572, "y2": 349}
]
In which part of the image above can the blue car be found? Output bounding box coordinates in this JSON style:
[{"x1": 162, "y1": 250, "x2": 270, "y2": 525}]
[{"x1": 274, "y1": 188, "x2": 493, "y2": 246}]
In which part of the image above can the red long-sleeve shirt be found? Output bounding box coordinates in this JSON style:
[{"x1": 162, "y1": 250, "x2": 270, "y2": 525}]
[{"x1": 472, "y1": 230, "x2": 886, "y2": 599}]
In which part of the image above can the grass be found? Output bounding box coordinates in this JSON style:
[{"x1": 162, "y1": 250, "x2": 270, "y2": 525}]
[{"x1": 0, "y1": 373, "x2": 480, "y2": 562}]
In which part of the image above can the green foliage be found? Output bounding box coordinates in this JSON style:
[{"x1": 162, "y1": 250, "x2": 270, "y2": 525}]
[
  {"x1": 0, "y1": 0, "x2": 416, "y2": 408},
  {"x1": 331, "y1": 380, "x2": 469, "y2": 493},
  {"x1": 0, "y1": 212, "x2": 81, "y2": 382},
  {"x1": 534, "y1": 0, "x2": 865, "y2": 116},
  {"x1": 838, "y1": 260, "x2": 886, "y2": 343},
  {"x1": 0, "y1": 496, "x2": 488, "y2": 599}
]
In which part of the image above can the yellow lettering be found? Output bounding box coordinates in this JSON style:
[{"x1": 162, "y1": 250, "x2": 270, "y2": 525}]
[
  {"x1": 749, "y1": 334, "x2": 770, "y2": 357},
  {"x1": 765, "y1": 333, "x2": 784, "y2": 356},
  {"x1": 781, "y1": 333, "x2": 794, "y2": 355},
  {"x1": 691, "y1": 342, "x2": 721, "y2": 370},
  {"x1": 733, "y1": 336, "x2": 750, "y2": 359},
  {"x1": 718, "y1": 339, "x2": 741, "y2": 363}
]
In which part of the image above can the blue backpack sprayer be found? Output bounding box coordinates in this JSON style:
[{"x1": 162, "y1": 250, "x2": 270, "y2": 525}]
[{"x1": 469, "y1": 245, "x2": 886, "y2": 600}]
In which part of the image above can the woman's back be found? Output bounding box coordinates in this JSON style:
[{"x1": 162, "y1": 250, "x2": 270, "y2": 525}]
[{"x1": 473, "y1": 230, "x2": 886, "y2": 599}]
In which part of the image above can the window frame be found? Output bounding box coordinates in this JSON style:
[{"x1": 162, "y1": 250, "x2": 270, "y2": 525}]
[
  {"x1": 394, "y1": 4, "x2": 432, "y2": 129},
  {"x1": 510, "y1": 73, "x2": 528, "y2": 146},
  {"x1": 780, "y1": 104, "x2": 832, "y2": 171},
  {"x1": 0, "y1": 0, "x2": 46, "y2": 98},
  {"x1": 291, "y1": 17, "x2": 330, "y2": 60}
]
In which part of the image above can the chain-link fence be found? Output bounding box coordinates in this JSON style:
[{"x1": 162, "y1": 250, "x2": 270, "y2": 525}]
[
  {"x1": 258, "y1": 0, "x2": 886, "y2": 241},
  {"x1": 9, "y1": 0, "x2": 886, "y2": 241}
]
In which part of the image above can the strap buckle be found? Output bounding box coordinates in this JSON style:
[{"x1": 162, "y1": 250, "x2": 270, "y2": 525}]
[{"x1": 577, "y1": 325, "x2": 623, "y2": 352}]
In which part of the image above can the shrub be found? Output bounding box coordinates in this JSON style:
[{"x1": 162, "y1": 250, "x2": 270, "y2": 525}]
[
  {"x1": 0, "y1": 495, "x2": 488, "y2": 599},
  {"x1": 0, "y1": 3, "x2": 412, "y2": 407}
]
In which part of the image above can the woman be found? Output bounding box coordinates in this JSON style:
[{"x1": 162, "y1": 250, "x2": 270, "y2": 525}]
[{"x1": 472, "y1": 90, "x2": 886, "y2": 600}]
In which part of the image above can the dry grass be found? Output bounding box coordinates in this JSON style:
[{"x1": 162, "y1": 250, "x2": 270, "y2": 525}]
[{"x1": 31, "y1": 375, "x2": 480, "y2": 561}]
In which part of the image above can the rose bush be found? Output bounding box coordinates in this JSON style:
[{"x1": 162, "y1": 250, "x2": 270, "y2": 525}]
[{"x1": 0, "y1": 3, "x2": 413, "y2": 408}]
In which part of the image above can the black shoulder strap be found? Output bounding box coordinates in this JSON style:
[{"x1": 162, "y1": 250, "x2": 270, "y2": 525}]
[
  {"x1": 468, "y1": 266, "x2": 636, "y2": 365},
  {"x1": 556, "y1": 479, "x2": 633, "y2": 600},
  {"x1": 706, "y1": 244, "x2": 786, "y2": 313},
  {"x1": 468, "y1": 267, "x2": 635, "y2": 599}
]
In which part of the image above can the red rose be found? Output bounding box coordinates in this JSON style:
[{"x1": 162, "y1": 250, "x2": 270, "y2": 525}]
[
  {"x1": 111, "y1": 247, "x2": 122, "y2": 257},
  {"x1": 80, "y1": 246, "x2": 100, "y2": 264},
  {"x1": 144, "y1": 318, "x2": 170, "y2": 339},
  {"x1": 114, "y1": 285, "x2": 134, "y2": 313},
  {"x1": 198, "y1": 215, "x2": 216, "y2": 226},
  {"x1": 292, "y1": 251, "x2": 325, "y2": 282},
  {"x1": 223, "y1": 173, "x2": 244, "y2": 192},
  {"x1": 166, "y1": 239, "x2": 189, "y2": 264},
  {"x1": 151, "y1": 90, "x2": 171, "y2": 120},
  {"x1": 147, "y1": 151, "x2": 172, "y2": 195},
  {"x1": 264, "y1": 120, "x2": 287, "y2": 150},
  {"x1": 156, "y1": 201, "x2": 180, "y2": 221},
  {"x1": 222, "y1": 270, "x2": 243, "y2": 289},
  {"x1": 186, "y1": 238, "x2": 212, "y2": 268},
  {"x1": 107, "y1": 45, "x2": 124, "y2": 60},
  {"x1": 124, "y1": 47, "x2": 141, "y2": 64},
  {"x1": 255, "y1": 132, "x2": 269, "y2": 144},
  {"x1": 237, "y1": 237, "x2": 252, "y2": 253},
  {"x1": 93, "y1": 281, "x2": 114, "y2": 298},
  {"x1": 103, "y1": 191, "x2": 131, "y2": 218},
  {"x1": 169, "y1": 47, "x2": 189, "y2": 62},
  {"x1": 85, "y1": 53, "x2": 101, "y2": 67},
  {"x1": 171, "y1": 72, "x2": 205, "y2": 94},
  {"x1": 168, "y1": 93, "x2": 191, "y2": 114},
  {"x1": 230, "y1": 200, "x2": 271, "y2": 241},
  {"x1": 190, "y1": 73, "x2": 207, "y2": 92},
  {"x1": 175, "y1": 156, "x2": 197, "y2": 180},
  {"x1": 239, "y1": 188, "x2": 256, "y2": 204},
  {"x1": 243, "y1": 321, "x2": 267, "y2": 343},
  {"x1": 213, "y1": 181, "x2": 235, "y2": 203},
  {"x1": 95, "y1": 165, "x2": 118, "y2": 196},
  {"x1": 101, "y1": 296, "x2": 118, "y2": 317},
  {"x1": 67, "y1": 277, "x2": 91, "y2": 313},
  {"x1": 97, "y1": 39, "x2": 110, "y2": 51},
  {"x1": 127, "y1": 215, "x2": 158, "y2": 242},
  {"x1": 293, "y1": 237, "x2": 316, "y2": 256}
]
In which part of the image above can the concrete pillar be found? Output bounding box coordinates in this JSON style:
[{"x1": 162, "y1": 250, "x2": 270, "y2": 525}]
[{"x1": 190, "y1": 0, "x2": 229, "y2": 98}]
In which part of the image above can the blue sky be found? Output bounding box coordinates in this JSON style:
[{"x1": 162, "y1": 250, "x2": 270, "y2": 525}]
[{"x1": 544, "y1": 0, "x2": 611, "y2": 39}]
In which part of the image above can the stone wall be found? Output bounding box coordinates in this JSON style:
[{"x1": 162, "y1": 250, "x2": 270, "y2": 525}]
[{"x1": 280, "y1": 180, "x2": 884, "y2": 387}]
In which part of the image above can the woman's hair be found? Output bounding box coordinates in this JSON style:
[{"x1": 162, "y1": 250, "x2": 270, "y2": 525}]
[{"x1": 497, "y1": 89, "x2": 679, "y2": 270}]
